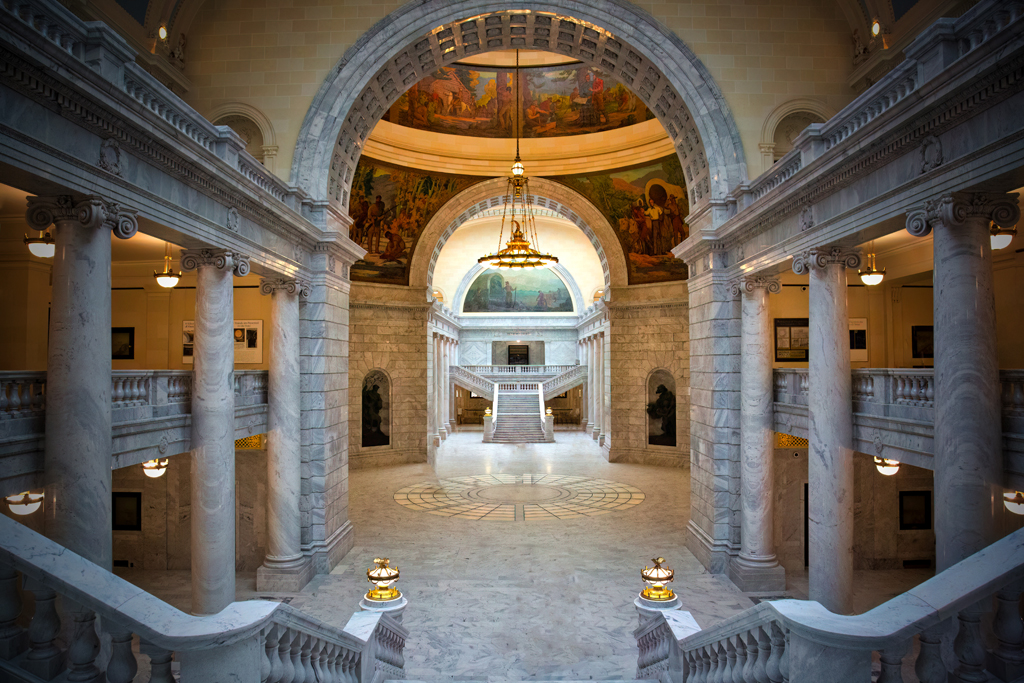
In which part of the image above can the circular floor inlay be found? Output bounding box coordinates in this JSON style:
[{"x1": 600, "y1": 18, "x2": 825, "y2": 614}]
[{"x1": 393, "y1": 474, "x2": 644, "y2": 521}]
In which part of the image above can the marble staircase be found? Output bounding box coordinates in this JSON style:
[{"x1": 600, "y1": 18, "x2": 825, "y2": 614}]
[{"x1": 492, "y1": 391, "x2": 546, "y2": 443}]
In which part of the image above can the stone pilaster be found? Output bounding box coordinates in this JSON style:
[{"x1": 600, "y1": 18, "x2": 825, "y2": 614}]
[
  {"x1": 28, "y1": 196, "x2": 137, "y2": 571},
  {"x1": 728, "y1": 275, "x2": 786, "y2": 592},
  {"x1": 257, "y1": 277, "x2": 314, "y2": 592},
  {"x1": 793, "y1": 246, "x2": 861, "y2": 614},
  {"x1": 180, "y1": 248, "x2": 249, "y2": 615},
  {"x1": 906, "y1": 192, "x2": 1019, "y2": 570}
]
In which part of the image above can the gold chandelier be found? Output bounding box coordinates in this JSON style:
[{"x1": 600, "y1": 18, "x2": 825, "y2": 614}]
[{"x1": 478, "y1": 50, "x2": 558, "y2": 270}]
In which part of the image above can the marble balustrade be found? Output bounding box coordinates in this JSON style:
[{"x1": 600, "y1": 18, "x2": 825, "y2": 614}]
[
  {"x1": 0, "y1": 513, "x2": 408, "y2": 683},
  {"x1": 635, "y1": 525, "x2": 1024, "y2": 683}
]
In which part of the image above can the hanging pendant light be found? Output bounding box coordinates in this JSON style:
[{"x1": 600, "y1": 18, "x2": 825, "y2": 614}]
[
  {"x1": 478, "y1": 50, "x2": 558, "y2": 271},
  {"x1": 859, "y1": 242, "x2": 885, "y2": 286},
  {"x1": 154, "y1": 242, "x2": 181, "y2": 288},
  {"x1": 24, "y1": 231, "x2": 55, "y2": 258},
  {"x1": 991, "y1": 221, "x2": 1016, "y2": 251}
]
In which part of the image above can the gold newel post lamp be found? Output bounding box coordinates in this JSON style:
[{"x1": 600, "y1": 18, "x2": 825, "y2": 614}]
[
  {"x1": 641, "y1": 557, "x2": 675, "y2": 601},
  {"x1": 366, "y1": 557, "x2": 400, "y2": 601}
]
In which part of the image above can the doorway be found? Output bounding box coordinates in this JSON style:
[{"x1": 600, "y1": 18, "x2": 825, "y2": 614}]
[{"x1": 508, "y1": 344, "x2": 529, "y2": 365}]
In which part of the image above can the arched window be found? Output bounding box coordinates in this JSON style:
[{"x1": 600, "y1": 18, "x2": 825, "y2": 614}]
[
  {"x1": 647, "y1": 369, "x2": 676, "y2": 447},
  {"x1": 362, "y1": 370, "x2": 390, "y2": 448}
]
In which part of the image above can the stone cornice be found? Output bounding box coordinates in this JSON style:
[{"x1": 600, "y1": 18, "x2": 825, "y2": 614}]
[
  {"x1": 180, "y1": 249, "x2": 251, "y2": 276},
  {"x1": 259, "y1": 278, "x2": 312, "y2": 299},
  {"x1": 605, "y1": 298, "x2": 689, "y2": 314},
  {"x1": 906, "y1": 192, "x2": 1020, "y2": 237}
]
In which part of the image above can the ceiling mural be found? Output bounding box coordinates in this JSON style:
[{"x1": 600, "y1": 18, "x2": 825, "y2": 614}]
[
  {"x1": 549, "y1": 155, "x2": 690, "y2": 284},
  {"x1": 349, "y1": 159, "x2": 483, "y2": 284},
  {"x1": 463, "y1": 269, "x2": 574, "y2": 315},
  {"x1": 381, "y1": 62, "x2": 656, "y2": 139}
]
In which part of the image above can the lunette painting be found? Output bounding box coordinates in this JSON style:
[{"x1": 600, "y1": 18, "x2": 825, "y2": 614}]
[
  {"x1": 383, "y1": 62, "x2": 655, "y2": 139},
  {"x1": 463, "y1": 269, "x2": 574, "y2": 314}
]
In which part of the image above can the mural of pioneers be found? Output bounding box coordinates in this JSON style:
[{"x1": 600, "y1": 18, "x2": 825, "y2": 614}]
[
  {"x1": 349, "y1": 158, "x2": 481, "y2": 284},
  {"x1": 463, "y1": 269, "x2": 574, "y2": 314},
  {"x1": 550, "y1": 155, "x2": 690, "y2": 284},
  {"x1": 382, "y1": 62, "x2": 655, "y2": 139}
]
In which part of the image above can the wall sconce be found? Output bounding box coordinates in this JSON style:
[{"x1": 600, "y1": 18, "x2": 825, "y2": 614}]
[
  {"x1": 154, "y1": 242, "x2": 181, "y2": 288},
  {"x1": 874, "y1": 456, "x2": 900, "y2": 476},
  {"x1": 142, "y1": 458, "x2": 169, "y2": 478},
  {"x1": 366, "y1": 557, "x2": 400, "y2": 601},
  {"x1": 871, "y1": 19, "x2": 881, "y2": 36},
  {"x1": 24, "y1": 231, "x2": 55, "y2": 258},
  {"x1": 6, "y1": 491, "x2": 43, "y2": 516},
  {"x1": 1005, "y1": 491, "x2": 1024, "y2": 515},
  {"x1": 991, "y1": 223, "x2": 1016, "y2": 251},
  {"x1": 158, "y1": 25, "x2": 168, "y2": 41},
  {"x1": 640, "y1": 557, "x2": 675, "y2": 601}
]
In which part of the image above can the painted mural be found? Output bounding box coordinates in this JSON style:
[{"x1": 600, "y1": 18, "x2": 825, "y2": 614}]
[
  {"x1": 382, "y1": 63, "x2": 655, "y2": 139},
  {"x1": 550, "y1": 155, "x2": 690, "y2": 284},
  {"x1": 463, "y1": 269, "x2": 573, "y2": 314},
  {"x1": 349, "y1": 158, "x2": 481, "y2": 284}
]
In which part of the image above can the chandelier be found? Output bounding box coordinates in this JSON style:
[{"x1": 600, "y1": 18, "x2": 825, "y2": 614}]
[{"x1": 478, "y1": 50, "x2": 558, "y2": 270}]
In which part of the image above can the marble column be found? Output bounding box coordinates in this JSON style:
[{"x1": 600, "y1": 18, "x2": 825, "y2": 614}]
[
  {"x1": 579, "y1": 341, "x2": 588, "y2": 427},
  {"x1": 439, "y1": 337, "x2": 449, "y2": 440},
  {"x1": 593, "y1": 334, "x2": 603, "y2": 441},
  {"x1": 27, "y1": 196, "x2": 138, "y2": 570},
  {"x1": 433, "y1": 333, "x2": 443, "y2": 445},
  {"x1": 427, "y1": 334, "x2": 436, "y2": 443},
  {"x1": 793, "y1": 247, "x2": 860, "y2": 615},
  {"x1": 257, "y1": 278, "x2": 313, "y2": 592},
  {"x1": 444, "y1": 338, "x2": 452, "y2": 435},
  {"x1": 180, "y1": 248, "x2": 249, "y2": 615},
  {"x1": 907, "y1": 193, "x2": 1018, "y2": 570},
  {"x1": 586, "y1": 337, "x2": 596, "y2": 436},
  {"x1": 729, "y1": 276, "x2": 786, "y2": 592}
]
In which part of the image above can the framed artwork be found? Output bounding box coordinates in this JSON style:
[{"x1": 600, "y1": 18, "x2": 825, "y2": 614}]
[
  {"x1": 775, "y1": 318, "x2": 809, "y2": 362},
  {"x1": 112, "y1": 492, "x2": 142, "y2": 531},
  {"x1": 112, "y1": 327, "x2": 135, "y2": 360},
  {"x1": 899, "y1": 491, "x2": 932, "y2": 531},
  {"x1": 849, "y1": 318, "x2": 867, "y2": 362},
  {"x1": 183, "y1": 320, "x2": 263, "y2": 364},
  {"x1": 912, "y1": 326, "x2": 934, "y2": 359},
  {"x1": 556, "y1": 392, "x2": 568, "y2": 399}
]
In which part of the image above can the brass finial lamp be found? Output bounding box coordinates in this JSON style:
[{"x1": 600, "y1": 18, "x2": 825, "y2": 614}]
[
  {"x1": 640, "y1": 557, "x2": 675, "y2": 601},
  {"x1": 366, "y1": 557, "x2": 401, "y2": 601},
  {"x1": 478, "y1": 49, "x2": 558, "y2": 271}
]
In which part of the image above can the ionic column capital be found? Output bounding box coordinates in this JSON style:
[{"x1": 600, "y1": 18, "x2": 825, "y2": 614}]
[
  {"x1": 791, "y1": 246, "x2": 861, "y2": 275},
  {"x1": 906, "y1": 191, "x2": 1020, "y2": 237},
  {"x1": 259, "y1": 278, "x2": 311, "y2": 299},
  {"x1": 730, "y1": 275, "x2": 781, "y2": 298},
  {"x1": 180, "y1": 248, "x2": 251, "y2": 276},
  {"x1": 26, "y1": 195, "x2": 138, "y2": 239}
]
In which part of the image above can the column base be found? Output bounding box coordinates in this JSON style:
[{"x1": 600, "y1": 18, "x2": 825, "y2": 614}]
[
  {"x1": 306, "y1": 520, "x2": 355, "y2": 575},
  {"x1": 431, "y1": 433, "x2": 441, "y2": 447},
  {"x1": 439, "y1": 427, "x2": 447, "y2": 441},
  {"x1": 592, "y1": 428, "x2": 600, "y2": 440},
  {"x1": 728, "y1": 555, "x2": 786, "y2": 593},
  {"x1": 257, "y1": 555, "x2": 316, "y2": 593},
  {"x1": 686, "y1": 521, "x2": 734, "y2": 574}
]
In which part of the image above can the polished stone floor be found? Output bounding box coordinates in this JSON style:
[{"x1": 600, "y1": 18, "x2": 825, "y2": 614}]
[{"x1": 117, "y1": 431, "x2": 934, "y2": 681}]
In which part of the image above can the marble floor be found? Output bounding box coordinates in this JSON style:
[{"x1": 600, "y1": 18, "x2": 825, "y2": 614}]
[{"x1": 116, "y1": 431, "x2": 935, "y2": 681}]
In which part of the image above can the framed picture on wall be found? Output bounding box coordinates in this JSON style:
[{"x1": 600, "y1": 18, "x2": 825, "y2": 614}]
[
  {"x1": 899, "y1": 491, "x2": 932, "y2": 531},
  {"x1": 182, "y1": 320, "x2": 264, "y2": 364},
  {"x1": 112, "y1": 327, "x2": 135, "y2": 360},
  {"x1": 774, "y1": 318, "x2": 809, "y2": 362},
  {"x1": 849, "y1": 318, "x2": 867, "y2": 362},
  {"x1": 912, "y1": 326, "x2": 934, "y2": 359},
  {"x1": 112, "y1": 492, "x2": 142, "y2": 531}
]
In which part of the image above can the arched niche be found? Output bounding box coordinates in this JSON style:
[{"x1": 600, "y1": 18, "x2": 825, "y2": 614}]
[
  {"x1": 646, "y1": 369, "x2": 677, "y2": 447},
  {"x1": 454, "y1": 263, "x2": 581, "y2": 316},
  {"x1": 409, "y1": 176, "x2": 628, "y2": 291},
  {"x1": 208, "y1": 102, "x2": 279, "y2": 173},
  {"x1": 361, "y1": 369, "x2": 391, "y2": 448},
  {"x1": 290, "y1": 1, "x2": 747, "y2": 223},
  {"x1": 758, "y1": 98, "x2": 835, "y2": 174}
]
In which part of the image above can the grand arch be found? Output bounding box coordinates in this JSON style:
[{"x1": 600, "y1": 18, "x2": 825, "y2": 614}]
[
  {"x1": 406, "y1": 177, "x2": 630, "y2": 292},
  {"x1": 289, "y1": 0, "x2": 747, "y2": 227}
]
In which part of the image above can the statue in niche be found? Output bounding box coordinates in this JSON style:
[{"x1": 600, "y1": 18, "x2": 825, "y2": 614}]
[
  {"x1": 362, "y1": 372, "x2": 389, "y2": 447},
  {"x1": 647, "y1": 384, "x2": 676, "y2": 446}
]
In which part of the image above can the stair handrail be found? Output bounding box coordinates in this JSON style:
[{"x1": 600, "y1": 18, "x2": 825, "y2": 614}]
[
  {"x1": 542, "y1": 365, "x2": 588, "y2": 401},
  {"x1": 634, "y1": 526, "x2": 1024, "y2": 682},
  {"x1": 0, "y1": 514, "x2": 408, "y2": 681},
  {"x1": 449, "y1": 365, "x2": 494, "y2": 401}
]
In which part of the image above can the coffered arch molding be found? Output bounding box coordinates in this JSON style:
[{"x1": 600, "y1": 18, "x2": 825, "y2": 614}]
[
  {"x1": 408, "y1": 177, "x2": 627, "y2": 292},
  {"x1": 290, "y1": 0, "x2": 748, "y2": 223}
]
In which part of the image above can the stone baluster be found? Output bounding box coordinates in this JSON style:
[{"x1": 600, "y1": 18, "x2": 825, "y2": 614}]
[
  {"x1": 105, "y1": 626, "x2": 138, "y2": 683},
  {"x1": 65, "y1": 607, "x2": 101, "y2": 682},
  {"x1": 906, "y1": 193, "x2": 1018, "y2": 570},
  {"x1": 753, "y1": 625, "x2": 771, "y2": 683},
  {"x1": 780, "y1": 629, "x2": 790, "y2": 683},
  {"x1": 743, "y1": 631, "x2": 757, "y2": 683},
  {"x1": 257, "y1": 278, "x2": 312, "y2": 592},
  {"x1": 27, "y1": 196, "x2": 138, "y2": 571},
  {"x1": 277, "y1": 627, "x2": 296, "y2": 683},
  {"x1": 264, "y1": 625, "x2": 282, "y2": 683},
  {"x1": 0, "y1": 566, "x2": 23, "y2": 659},
  {"x1": 730, "y1": 276, "x2": 785, "y2": 592},
  {"x1": 289, "y1": 631, "x2": 305, "y2": 682},
  {"x1": 792, "y1": 247, "x2": 861, "y2": 615},
  {"x1": 915, "y1": 620, "x2": 949, "y2": 683},
  {"x1": 877, "y1": 639, "x2": 909, "y2": 683},
  {"x1": 20, "y1": 581, "x2": 63, "y2": 680},
  {"x1": 299, "y1": 634, "x2": 316, "y2": 683},
  {"x1": 180, "y1": 248, "x2": 249, "y2": 615},
  {"x1": 141, "y1": 644, "x2": 174, "y2": 683},
  {"x1": 989, "y1": 581, "x2": 1024, "y2": 681},
  {"x1": 723, "y1": 638, "x2": 737, "y2": 682},
  {"x1": 732, "y1": 634, "x2": 746, "y2": 683},
  {"x1": 953, "y1": 601, "x2": 990, "y2": 683},
  {"x1": 765, "y1": 622, "x2": 784, "y2": 683}
]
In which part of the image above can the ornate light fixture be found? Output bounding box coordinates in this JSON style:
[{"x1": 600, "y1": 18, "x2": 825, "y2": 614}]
[
  {"x1": 859, "y1": 252, "x2": 886, "y2": 286},
  {"x1": 991, "y1": 222, "x2": 1017, "y2": 251},
  {"x1": 366, "y1": 557, "x2": 400, "y2": 601},
  {"x1": 640, "y1": 557, "x2": 675, "y2": 601},
  {"x1": 478, "y1": 50, "x2": 557, "y2": 271},
  {"x1": 154, "y1": 242, "x2": 181, "y2": 288},
  {"x1": 1004, "y1": 491, "x2": 1024, "y2": 515},
  {"x1": 6, "y1": 491, "x2": 43, "y2": 516},
  {"x1": 873, "y1": 456, "x2": 900, "y2": 476},
  {"x1": 24, "y1": 231, "x2": 55, "y2": 258},
  {"x1": 142, "y1": 458, "x2": 170, "y2": 478}
]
